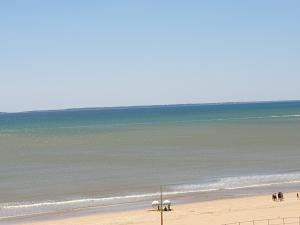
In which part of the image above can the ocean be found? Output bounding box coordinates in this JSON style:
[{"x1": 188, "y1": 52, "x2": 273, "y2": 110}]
[{"x1": 1, "y1": 101, "x2": 300, "y2": 220}]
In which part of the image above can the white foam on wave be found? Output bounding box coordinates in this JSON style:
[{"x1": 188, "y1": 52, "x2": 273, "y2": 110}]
[
  {"x1": 1, "y1": 172, "x2": 300, "y2": 219},
  {"x1": 2, "y1": 192, "x2": 160, "y2": 210},
  {"x1": 172, "y1": 173, "x2": 300, "y2": 192}
]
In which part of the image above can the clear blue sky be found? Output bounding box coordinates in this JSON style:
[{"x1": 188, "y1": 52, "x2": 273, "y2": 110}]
[{"x1": 1, "y1": 0, "x2": 300, "y2": 112}]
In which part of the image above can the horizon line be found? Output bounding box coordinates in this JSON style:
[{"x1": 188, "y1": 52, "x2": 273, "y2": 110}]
[{"x1": 1, "y1": 99, "x2": 300, "y2": 114}]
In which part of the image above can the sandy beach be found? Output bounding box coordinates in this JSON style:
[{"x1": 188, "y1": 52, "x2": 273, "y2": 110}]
[{"x1": 13, "y1": 192, "x2": 299, "y2": 225}]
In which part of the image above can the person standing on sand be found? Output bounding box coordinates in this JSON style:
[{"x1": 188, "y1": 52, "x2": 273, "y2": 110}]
[
  {"x1": 297, "y1": 193, "x2": 299, "y2": 199},
  {"x1": 272, "y1": 194, "x2": 276, "y2": 201},
  {"x1": 273, "y1": 193, "x2": 277, "y2": 201},
  {"x1": 278, "y1": 192, "x2": 284, "y2": 201}
]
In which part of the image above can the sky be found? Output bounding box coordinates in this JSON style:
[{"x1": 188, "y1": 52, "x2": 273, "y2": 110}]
[{"x1": 0, "y1": 0, "x2": 300, "y2": 112}]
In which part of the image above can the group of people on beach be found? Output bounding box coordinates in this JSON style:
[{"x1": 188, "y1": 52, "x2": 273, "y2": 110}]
[{"x1": 272, "y1": 192, "x2": 284, "y2": 201}]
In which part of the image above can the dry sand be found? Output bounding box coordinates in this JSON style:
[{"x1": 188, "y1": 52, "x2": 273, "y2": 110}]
[{"x1": 17, "y1": 192, "x2": 300, "y2": 225}]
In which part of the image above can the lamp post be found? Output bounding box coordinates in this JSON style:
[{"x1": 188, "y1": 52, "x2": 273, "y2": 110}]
[{"x1": 160, "y1": 185, "x2": 163, "y2": 225}]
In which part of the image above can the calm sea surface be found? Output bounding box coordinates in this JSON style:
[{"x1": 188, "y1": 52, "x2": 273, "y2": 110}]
[{"x1": 1, "y1": 101, "x2": 300, "y2": 219}]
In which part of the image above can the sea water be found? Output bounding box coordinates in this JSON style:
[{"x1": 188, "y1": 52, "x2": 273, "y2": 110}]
[{"x1": 1, "y1": 101, "x2": 300, "y2": 219}]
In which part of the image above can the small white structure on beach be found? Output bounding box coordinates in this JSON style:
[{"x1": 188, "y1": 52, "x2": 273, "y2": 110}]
[
  {"x1": 152, "y1": 200, "x2": 160, "y2": 210},
  {"x1": 163, "y1": 200, "x2": 171, "y2": 210}
]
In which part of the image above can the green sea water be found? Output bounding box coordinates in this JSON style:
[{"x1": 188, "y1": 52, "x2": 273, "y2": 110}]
[{"x1": 1, "y1": 101, "x2": 300, "y2": 219}]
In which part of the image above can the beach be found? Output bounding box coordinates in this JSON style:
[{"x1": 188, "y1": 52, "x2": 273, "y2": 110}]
[{"x1": 12, "y1": 192, "x2": 299, "y2": 225}]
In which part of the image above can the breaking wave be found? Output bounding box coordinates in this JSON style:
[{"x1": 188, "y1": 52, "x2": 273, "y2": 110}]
[{"x1": 1, "y1": 172, "x2": 300, "y2": 220}]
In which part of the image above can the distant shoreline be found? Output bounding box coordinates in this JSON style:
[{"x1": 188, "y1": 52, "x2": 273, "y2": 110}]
[{"x1": 2, "y1": 99, "x2": 300, "y2": 114}]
